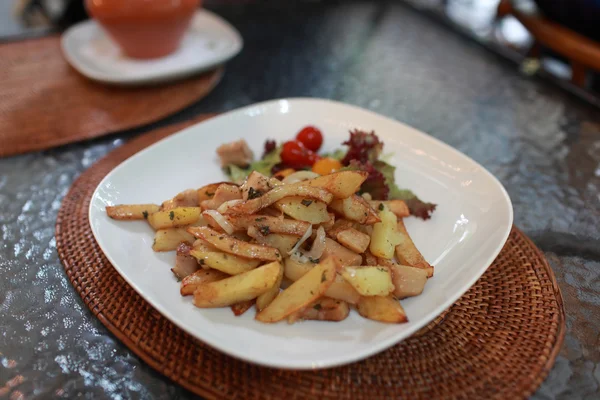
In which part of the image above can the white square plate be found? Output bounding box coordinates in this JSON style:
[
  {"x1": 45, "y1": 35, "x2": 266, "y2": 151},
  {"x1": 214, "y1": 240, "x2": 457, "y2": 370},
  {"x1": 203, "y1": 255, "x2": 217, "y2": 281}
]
[
  {"x1": 89, "y1": 98, "x2": 513, "y2": 369},
  {"x1": 61, "y1": 10, "x2": 242, "y2": 85}
]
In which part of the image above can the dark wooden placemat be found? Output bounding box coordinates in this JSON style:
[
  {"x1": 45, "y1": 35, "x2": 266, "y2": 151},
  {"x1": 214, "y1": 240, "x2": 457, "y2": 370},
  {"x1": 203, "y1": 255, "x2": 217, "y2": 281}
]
[
  {"x1": 0, "y1": 36, "x2": 222, "y2": 157},
  {"x1": 55, "y1": 115, "x2": 565, "y2": 399}
]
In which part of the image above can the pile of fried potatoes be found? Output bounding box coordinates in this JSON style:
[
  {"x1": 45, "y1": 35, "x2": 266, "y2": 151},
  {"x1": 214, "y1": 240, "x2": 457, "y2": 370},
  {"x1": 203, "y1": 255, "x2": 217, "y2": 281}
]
[{"x1": 106, "y1": 170, "x2": 434, "y2": 324}]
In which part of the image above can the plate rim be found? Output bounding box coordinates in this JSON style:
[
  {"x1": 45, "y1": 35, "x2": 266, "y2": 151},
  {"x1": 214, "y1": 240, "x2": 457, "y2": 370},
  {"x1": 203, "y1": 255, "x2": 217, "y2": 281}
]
[
  {"x1": 60, "y1": 9, "x2": 243, "y2": 85},
  {"x1": 88, "y1": 97, "x2": 514, "y2": 369}
]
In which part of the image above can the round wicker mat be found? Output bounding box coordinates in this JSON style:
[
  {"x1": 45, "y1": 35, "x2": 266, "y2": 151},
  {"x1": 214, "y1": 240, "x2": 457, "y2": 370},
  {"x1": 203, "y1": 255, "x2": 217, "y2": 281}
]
[
  {"x1": 55, "y1": 116, "x2": 565, "y2": 400},
  {"x1": 0, "y1": 36, "x2": 222, "y2": 158}
]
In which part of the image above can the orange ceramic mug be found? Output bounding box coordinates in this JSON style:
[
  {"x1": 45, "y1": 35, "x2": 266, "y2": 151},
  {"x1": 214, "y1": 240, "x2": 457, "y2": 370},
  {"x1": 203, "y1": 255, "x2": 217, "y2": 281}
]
[{"x1": 85, "y1": 0, "x2": 201, "y2": 59}]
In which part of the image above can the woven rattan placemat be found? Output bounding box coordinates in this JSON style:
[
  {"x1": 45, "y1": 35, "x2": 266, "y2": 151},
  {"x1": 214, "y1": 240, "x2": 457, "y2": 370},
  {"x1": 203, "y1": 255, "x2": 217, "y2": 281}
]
[
  {"x1": 55, "y1": 115, "x2": 565, "y2": 399},
  {"x1": 0, "y1": 36, "x2": 222, "y2": 158}
]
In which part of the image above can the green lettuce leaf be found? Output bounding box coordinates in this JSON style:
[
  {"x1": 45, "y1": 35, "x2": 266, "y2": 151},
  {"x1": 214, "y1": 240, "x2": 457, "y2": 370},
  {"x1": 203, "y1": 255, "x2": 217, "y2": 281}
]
[
  {"x1": 224, "y1": 147, "x2": 282, "y2": 184},
  {"x1": 374, "y1": 160, "x2": 437, "y2": 220},
  {"x1": 321, "y1": 148, "x2": 347, "y2": 161}
]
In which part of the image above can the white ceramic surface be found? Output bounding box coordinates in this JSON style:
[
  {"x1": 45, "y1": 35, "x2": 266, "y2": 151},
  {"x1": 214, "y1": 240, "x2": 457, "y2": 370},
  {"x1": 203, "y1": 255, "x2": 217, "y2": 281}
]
[
  {"x1": 61, "y1": 9, "x2": 242, "y2": 85},
  {"x1": 89, "y1": 98, "x2": 513, "y2": 369}
]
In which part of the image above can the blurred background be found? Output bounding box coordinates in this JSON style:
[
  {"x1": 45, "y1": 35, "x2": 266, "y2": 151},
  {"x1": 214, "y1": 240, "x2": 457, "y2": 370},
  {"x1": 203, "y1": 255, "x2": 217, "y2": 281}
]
[{"x1": 4, "y1": 0, "x2": 600, "y2": 107}]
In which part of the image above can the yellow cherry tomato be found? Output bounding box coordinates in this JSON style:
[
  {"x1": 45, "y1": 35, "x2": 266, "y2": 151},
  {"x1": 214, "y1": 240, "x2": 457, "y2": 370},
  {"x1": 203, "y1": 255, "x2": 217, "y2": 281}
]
[{"x1": 312, "y1": 158, "x2": 342, "y2": 175}]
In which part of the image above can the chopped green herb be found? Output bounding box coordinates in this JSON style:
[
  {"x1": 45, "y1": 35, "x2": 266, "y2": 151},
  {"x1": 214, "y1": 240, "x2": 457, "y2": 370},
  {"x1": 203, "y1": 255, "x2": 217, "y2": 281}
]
[
  {"x1": 321, "y1": 271, "x2": 327, "y2": 282},
  {"x1": 219, "y1": 236, "x2": 224, "y2": 240},
  {"x1": 205, "y1": 191, "x2": 215, "y2": 198},
  {"x1": 199, "y1": 259, "x2": 205, "y2": 265},
  {"x1": 258, "y1": 225, "x2": 270, "y2": 235},
  {"x1": 247, "y1": 187, "x2": 263, "y2": 200},
  {"x1": 313, "y1": 304, "x2": 322, "y2": 311},
  {"x1": 308, "y1": 257, "x2": 320, "y2": 264},
  {"x1": 255, "y1": 217, "x2": 266, "y2": 222},
  {"x1": 142, "y1": 211, "x2": 149, "y2": 219},
  {"x1": 169, "y1": 211, "x2": 175, "y2": 220},
  {"x1": 364, "y1": 212, "x2": 368, "y2": 216},
  {"x1": 377, "y1": 267, "x2": 387, "y2": 272},
  {"x1": 378, "y1": 203, "x2": 384, "y2": 211},
  {"x1": 301, "y1": 199, "x2": 313, "y2": 207}
]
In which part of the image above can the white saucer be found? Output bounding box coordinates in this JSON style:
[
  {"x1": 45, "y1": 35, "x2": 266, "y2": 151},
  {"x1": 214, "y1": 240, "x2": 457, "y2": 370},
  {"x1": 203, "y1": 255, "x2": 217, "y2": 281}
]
[{"x1": 61, "y1": 9, "x2": 243, "y2": 85}]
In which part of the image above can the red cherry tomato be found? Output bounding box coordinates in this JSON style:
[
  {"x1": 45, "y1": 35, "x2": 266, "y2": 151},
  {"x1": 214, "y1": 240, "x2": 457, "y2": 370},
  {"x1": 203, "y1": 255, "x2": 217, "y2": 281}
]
[
  {"x1": 296, "y1": 126, "x2": 323, "y2": 152},
  {"x1": 281, "y1": 140, "x2": 320, "y2": 168}
]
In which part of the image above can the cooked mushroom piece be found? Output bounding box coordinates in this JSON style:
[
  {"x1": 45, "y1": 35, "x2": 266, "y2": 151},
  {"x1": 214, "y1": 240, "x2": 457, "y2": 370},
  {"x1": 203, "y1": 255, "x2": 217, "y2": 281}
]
[{"x1": 216, "y1": 139, "x2": 254, "y2": 167}]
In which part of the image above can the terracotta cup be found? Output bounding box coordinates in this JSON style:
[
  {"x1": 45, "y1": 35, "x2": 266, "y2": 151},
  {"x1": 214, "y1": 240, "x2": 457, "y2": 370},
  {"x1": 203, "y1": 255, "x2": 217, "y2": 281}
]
[{"x1": 85, "y1": 0, "x2": 201, "y2": 59}]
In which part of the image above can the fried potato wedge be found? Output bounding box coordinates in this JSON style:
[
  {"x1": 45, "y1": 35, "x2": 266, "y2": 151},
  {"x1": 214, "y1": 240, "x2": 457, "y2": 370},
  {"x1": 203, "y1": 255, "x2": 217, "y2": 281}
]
[
  {"x1": 255, "y1": 262, "x2": 284, "y2": 312},
  {"x1": 322, "y1": 238, "x2": 362, "y2": 268},
  {"x1": 357, "y1": 295, "x2": 408, "y2": 323},
  {"x1": 147, "y1": 207, "x2": 201, "y2": 230},
  {"x1": 231, "y1": 300, "x2": 255, "y2": 316},
  {"x1": 303, "y1": 171, "x2": 367, "y2": 198},
  {"x1": 224, "y1": 184, "x2": 333, "y2": 215},
  {"x1": 395, "y1": 219, "x2": 434, "y2": 277},
  {"x1": 162, "y1": 189, "x2": 199, "y2": 211},
  {"x1": 283, "y1": 257, "x2": 359, "y2": 303},
  {"x1": 152, "y1": 228, "x2": 196, "y2": 252},
  {"x1": 363, "y1": 250, "x2": 379, "y2": 266},
  {"x1": 369, "y1": 200, "x2": 410, "y2": 218},
  {"x1": 256, "y1": 257, "x2": 337, "y2": 323},
  {"x1": 363, "y1": 250, "x2": 396, "y2": 267},
  {"x1": 106, "y1": 204, "x2": 159, "y2": 220},
  {"x1": 320, "y1": 212, "x2": 336, "y2": 230},
  {"x1": 288, "y1": 298, "x2": 350, "y2": 323},
  {"x1": 284, "y1": 257, "x2": 315, "y2": 281},
  {"x1": 197, "y1": 182, "x2": 226, "y2": 203},
  {"x1": 325, "y1": 219, "x2": 355, "y2": 238},
  {"x1": 193, "y1": 261, "x2": 282, "y2": 308},
  {"x1": 336, "y1": 228, "x2": 370, "y2": 253},
  {"x1": 201, "y1": 184, "x2": 242, "y2": 210},
  {"x1": 189, "y1": 246, "x2": 260, "y2": 275},
  {"x1": 188, "y1": 226, "x2": 281, "y2": 261},
  {"x1": 180, "y1": 269, "x2": 229, "y2": 296},
  {"x1": 273, "y1": 197, "x2": 330, "y2": 224},
  {"x1": 329, "y1": 195, "x2": 380, "y2": 225},
  {"x1": 370, "y1": 204, "x2": 402, "y2": 259},
  {"x1": 325, "y1": 275, "x2": 361, "y2": 304},
  {"x1": 390, "y1": 265, "x2": 428, "y2": 299},
  {"x1": 341, "y1": 266, "x2": 395, "y2": 296},
  {"x1": 248, "y1": 226, "x2": 300, "y2": 254}
]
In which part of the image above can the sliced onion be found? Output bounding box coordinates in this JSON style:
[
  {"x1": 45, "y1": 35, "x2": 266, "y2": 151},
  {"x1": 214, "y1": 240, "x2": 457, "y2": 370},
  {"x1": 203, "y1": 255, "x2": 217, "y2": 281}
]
[
  {"x1": 289, "y1": 226, "x2": 326, "y2": 264},
  {"x1": 303, "y1": 226, "x2": 326, "y2": 259},
  {"x1": 287, "y1": 224, "x2": 312, "y2": 256},
  {"x1": 282, "y1": 171, "x2": 320, "y2": 184},
  {"x1": 290, "y1": 252, "x2": 311, "y2": 263},
  {"x1": 204, "y1": 210, "x2": 234, "y2": 235},
  {"x1": 217, "y1": 199, "x2": 243, "y2": 214}
]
